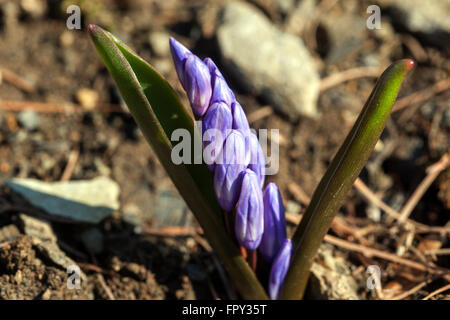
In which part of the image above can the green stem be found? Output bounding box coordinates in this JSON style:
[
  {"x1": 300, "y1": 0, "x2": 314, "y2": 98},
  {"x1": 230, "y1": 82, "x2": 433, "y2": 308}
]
[{"x1": 280, "y1": 59, "x2": 414, "y2": 300}]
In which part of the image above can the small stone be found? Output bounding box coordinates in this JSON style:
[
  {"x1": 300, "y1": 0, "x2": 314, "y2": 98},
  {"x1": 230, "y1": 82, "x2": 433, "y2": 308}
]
[
  {"x1": 285, "y1": 0, "x2": 317, "y2": 35},
  {"x1": 94, "y1": 158, "x2": 111, "y2": 177},
  {"x1": 20, "y1": 0, "x2": 46, "y2": 19},
  {"x1": 41, "y1": 289, "x2": 52, "y2": 300},
  {"x1": 76, "y1": 88, "x2": 99, "y2": 111},
  {"x1": 14, "y1": 270, "x2": 22, "y2": 284},
  {"x1": 381, "y1": 0, "x2": 450, "y2": 47},
  {"x1": 7, "y1": 176, "x2": 120, "y2": 224},
  {"x1": 18, "y1": 109, "x2": 40, "y2": 131},
  {"x1": 0, "y1": 224, "x2": 21, "y2": 242},
  {"x1": 122, "y1": 203, "x2": 143, "y2": 233},
  {"x1": 121, "y1": 262, "x2": 147, "y2": 281},
  {"x1": 276, "y1": 0, "x2": 296, "y2": 15},
  {"x1": 217, "y1": 1, "x2": 320, "y2": 119},
  {"x1": 153, "y1": 183, "x2": 193, "y2": 228},
  {"x1": 320, "y1": 12, "x2": 366, "y2": 64},
  {"x1": 149, "y1": 31, "x2": 171, "y2": 57},
  {"x1": 309, "y1": 244, "x2": 359, "y2": 300},
  {"x1": 285, "y1": 200, "x2": 301, "y2": 214},
  {"x1": 20, "y1": 214, "x2": 57, "y2": 242},
  {"x1": 34, "y1": 240, "x2": 86, "y2": 280},
  {"x1": 60, "y1": 31, "x2": 75, "y2": 47}
]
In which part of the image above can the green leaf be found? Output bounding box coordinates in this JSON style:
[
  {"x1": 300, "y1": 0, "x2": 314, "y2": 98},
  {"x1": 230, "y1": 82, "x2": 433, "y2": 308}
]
[
  {"x1": 281, "y1": 59, "x2": 415, "y2": 300},
  {"x1": 88, "y1": 24, "x2": 268, "y2": 299}
]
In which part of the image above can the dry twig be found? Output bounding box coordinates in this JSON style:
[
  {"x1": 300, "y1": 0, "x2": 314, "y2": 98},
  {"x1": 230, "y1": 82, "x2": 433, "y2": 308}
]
[
  {"x1": 247, "y1": 106, "x2": 273, "y2": 123},
  {"x1": 422, "y1": 283, "x2": 450, "y2": 300},
  {"x1": 96, "y1": 273, "x2": 115, "y2": 300},
  {"x1": 142, "y1": 226, "x2": 196, "y2": 237},
  {"x1": 319, "y1": 66, "x2": 382, "y2": 91},
  {"x1": 398, "y1": 153, "x2": 449, "y2": 223},
  {"x1": 323, "y1": 234, "x2": 449, "y2": 275},
  {"x1": 393, "y1": 77, "x2": 450, "y2": 114},
  {"x1": 0, "y1": 100, "x2": 125, "y2": 113},
  {"x1": 391, "y1": 280, "x2": 429, "y2": 300},
  {"x1": 0, "y1": 68, "x2": 35, "y2": 93},
  {"x1": 60, "y1": 147, "x2": 80, "y2": 182}
]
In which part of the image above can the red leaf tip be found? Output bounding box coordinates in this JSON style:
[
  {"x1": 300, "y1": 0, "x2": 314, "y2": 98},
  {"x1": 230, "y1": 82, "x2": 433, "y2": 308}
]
[{"x1": 405, "y1": 59, "x2": 415, "y2": 70}]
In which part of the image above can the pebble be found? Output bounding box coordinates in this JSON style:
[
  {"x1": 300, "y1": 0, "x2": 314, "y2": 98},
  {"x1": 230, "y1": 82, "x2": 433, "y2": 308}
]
[
  {"x1": 76, "y1": 88, "x2": 99, "y2": 111},
  {"x1": 217, "y1": 1, "x2": 320, "y2": 119},
  {"x1": 7, "y1": 176, "x2": 120, "y2": 224},
  {"x1": 0, "y1": 225, "x2": 21, "y2": 242},
  {"x1": 381, "y1": 0, "x2": 450, "y2": 47},
  {"x1": 20, "y1": 214, "x2": 57, "y2": 242},
  {"x1": 149, "y1": 31, "x2": 171, "y2": 57},
  {"x1": 18, "y1": 110, "x2": 40, "y2": 131}
]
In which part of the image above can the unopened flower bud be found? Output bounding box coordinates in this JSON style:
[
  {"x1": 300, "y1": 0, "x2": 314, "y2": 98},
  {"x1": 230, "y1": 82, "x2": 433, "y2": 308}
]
[
  {"x1": 248, "y1": 133, "x2": 266, "y2": 187},
  {"x1": 259, "y1": 183, "x2": 286, "y2": 263},
  {"x1": 231, "y1": 102, "x2": 250, "y2": 133},
  {"x1": 169, "y1": 38, "x2": 192, "y2": 89},
  {"x1": 235, "y1": 169, "x2": 264, "y2": 250},
  {"x1": 184, "y1": 55, "x2": 213, "y2": 118},
  {"x1": 203, "y1": 102, "x2": 233, "y2": 166},
  {"x1": 204, "y1": 57, "x2": 223, "y2": 78},
  {"x1": 268, "y1": 238, "x2": 293, "y2": 299},
  {"x1": 213, "y1": 130, "x2": 247, "y2": 211}
]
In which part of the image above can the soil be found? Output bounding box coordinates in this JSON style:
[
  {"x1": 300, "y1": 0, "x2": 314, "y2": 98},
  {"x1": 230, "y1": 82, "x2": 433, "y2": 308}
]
[{"x1": 0, "y1": 0, "x2": 448, "y2": 300}]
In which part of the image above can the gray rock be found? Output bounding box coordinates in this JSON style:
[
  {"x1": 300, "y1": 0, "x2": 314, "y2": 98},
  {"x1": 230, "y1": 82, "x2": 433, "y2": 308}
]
[
  {"x1": 149, "y1": 31, "x2": 171, "y2": 57},
  {"x1": 122, "y1": 203, "x2": 143, "y2": 233},
  {"x1": 217, "y1": 1, "x2": 319, "y2": 119},
  {"x1": 0, "y1": 225, "x2": 21, "y2": 242},
  {"x1": 7, "y1": 176, "x2": 120, "y2": 224},
  {"x1": 285, "y1": 200, "x2": 301, "y2": 214},
  {"x1": 33, "y1": 238, "x2": 86, "y2": 280},
  {"x1": 18, "y1": 109, "x2": 40, "y2": 130},
  {"x1": 276, "y1": 0, "x2": 296, "y2": 15},
  {"x1": 20, "y1": 0, "x2": 47, "y2": 19},
  {"x1": 285, "y1": 0, "x2": 317, "y2": 35},
  {"x1": 320, "y1": 12, "x2": 367, "y2": 64},
  {"x1": 153, "y1": 184, "x2": 193, "y2": 228},
  {"x1": 20, "y1": 214, "x2": 57, "y2": 242},
  {"x1": 382, "y1": 0, "x2": 450, "y2": 47},
  {"x1": 308, "y1": 244, "x2": 359, "y2": 300},
  {"x1": 80, "y1": 228, "x2": 104, "y2": 254}
]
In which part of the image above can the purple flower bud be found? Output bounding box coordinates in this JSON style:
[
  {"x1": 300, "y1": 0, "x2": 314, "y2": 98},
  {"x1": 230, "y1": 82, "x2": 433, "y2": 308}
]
[
  {"x1": 248, "y1": 134, "x2": 266, "y2": 187},
  {"x1": 231, "y1": 102, "x2": 250, "y2": 133},
  {"x1": 269, "y1": 238, "x2": 293, "y2": 299},
  {"x1": 259, "y1": 183, "x2": 287, "y2": 263},
  {"x1": 202, "y1": 102, "x2": 232, "y2": 166},
  {"x1": 213, "y1": 130, "x2": 247, "y2": 211},
  {"x1": 235, "y1": 169, "x2": 264, "y2": 250},
  {"x1": 204, "y1": 57, "x2": 223, "y2": 78},
  {"x1": 204, "y1": 57, "x2": 234, "y2": 106},
  {"x1": 211, "y1": 74, "x2": 234, "y2": 106},
  {"x1": 169, "y1": 38, "x2": 192, "y2": 89},
  {"x1": 184, "y1": 55, "x2": 212, "y2": 118}
]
